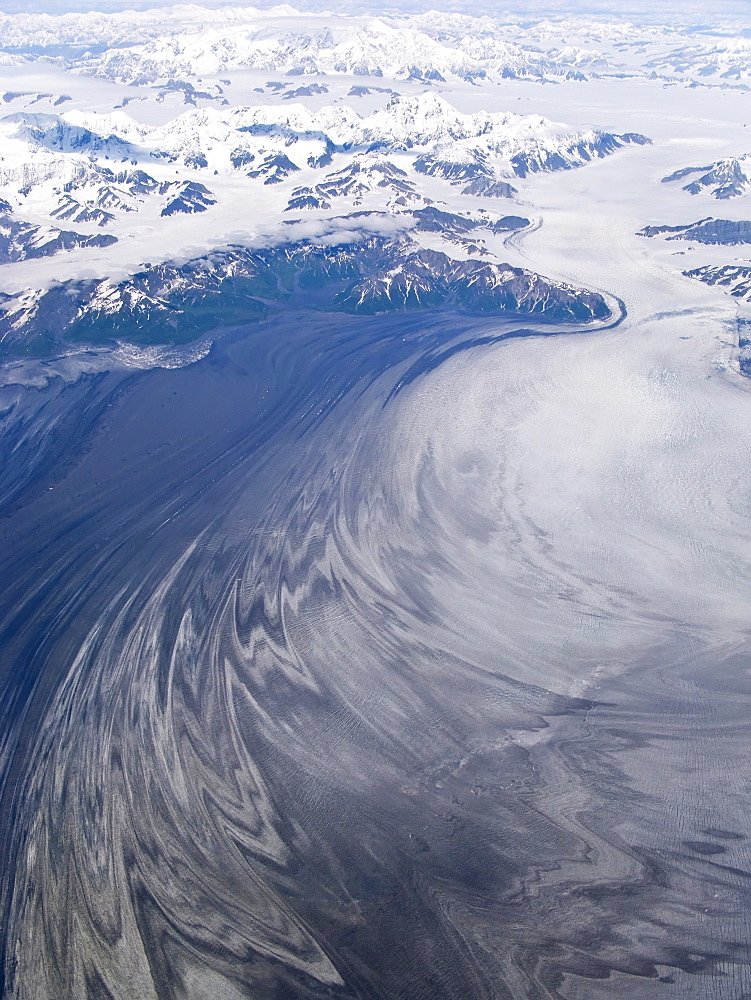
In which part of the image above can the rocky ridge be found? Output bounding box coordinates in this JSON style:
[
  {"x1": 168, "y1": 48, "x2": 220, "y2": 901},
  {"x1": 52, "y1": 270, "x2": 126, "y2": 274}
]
[
  {"x1": 0, "y1": 211, "x2": 116, "y2": 263},
  {"x1": 0, "y1": 231, "x2": 611, "y2": 357},
  {"x1": 683, "y1": 264, "x2": 751, "y2": 301},
  {"x1": 639, "y1": 218, "x2": 751, "y2": 245},
  {"x1": 662, "y1": 156, "x2": 751, "y2": 199}
]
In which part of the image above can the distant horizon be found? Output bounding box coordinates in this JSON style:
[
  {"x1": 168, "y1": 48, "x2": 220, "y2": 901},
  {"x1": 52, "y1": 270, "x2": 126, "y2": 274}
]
[{"x1": 0, "y1": 0, "x2": 749, "y2": 29}]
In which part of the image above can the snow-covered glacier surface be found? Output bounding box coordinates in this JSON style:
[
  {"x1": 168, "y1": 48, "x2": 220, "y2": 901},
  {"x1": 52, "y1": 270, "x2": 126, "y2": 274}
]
[{"x1": 2, "y1": 4, "x2": 751, "y2": 1000}]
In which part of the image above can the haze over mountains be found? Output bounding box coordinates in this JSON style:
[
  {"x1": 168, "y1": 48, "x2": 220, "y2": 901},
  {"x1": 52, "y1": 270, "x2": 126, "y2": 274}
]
[{"x1": 4, "y1": 0, "x2": 751, "y2": 22}]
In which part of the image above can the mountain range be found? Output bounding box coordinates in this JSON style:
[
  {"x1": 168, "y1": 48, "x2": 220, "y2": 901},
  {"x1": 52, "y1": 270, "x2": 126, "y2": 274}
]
[
  {"x1": 662, "y1": 155, "x2": 751, "y2": 199},
  {"x1": 639, "y1": 218, "x2": 751, "y2": 245},
  {"x1": 0, "y1": 8, "x2": 747, "y2": 91},
  {"x1": 0, "y1": 231, "x2": 613, "y2": 358},
  {"x1": 0, "y1": 92, "x2": 650, "y2": 278}
]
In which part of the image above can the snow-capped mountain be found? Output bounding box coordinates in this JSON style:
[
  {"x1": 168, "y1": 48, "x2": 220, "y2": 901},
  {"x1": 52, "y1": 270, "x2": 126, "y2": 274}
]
[
  {"x1": 662, "y1": 156, "x2": 751, "y2": 199},
  {"x1": 639, "y1": 218, "x2": 751, "y2": 245},
  {"x1": 161, "y1": 181, "x2": 216, "y2": 215},
  {"x1": 683, "y1": 263, "x2": 751, "y2": 302},
  {"x1": 0, "y1": 232, "x2": 611, "y2": 356},
  {"x1": 645, "y1": 38, "x2": 751, "y2": 87},
  {"x1": 0, "y1": 94, "x2": 649, "y2": 231},
  {"x1": 0, "y1": 211, "x2": 116, "y2": 263},
  {"x1": 333, "y1": 244, "x2": 607, "y2": 319},
  {"x1": 413, "y1": 145, "x2": 496, "y2": 184},
  {"x1": 54, "y1": 10, "x2": 747, "y2": 93},
  {"x1": 286, "y1": 157, "x2": 419, "y2": 211},
  {"x1": 76, "y1": 16, "x2": 608, "y2": 87},
  {"x1": 0, "y1": 3, "x2": 709, "y2": 365},
  {"x1": 0, "y1": 6, "x2": 748, "y2": 94},
  {"x1": 0, "y1": 92, "x2": 650, "y2": 299},
  {"x1": 142, "y1": 94, "x2": 647, "y2": 166}
]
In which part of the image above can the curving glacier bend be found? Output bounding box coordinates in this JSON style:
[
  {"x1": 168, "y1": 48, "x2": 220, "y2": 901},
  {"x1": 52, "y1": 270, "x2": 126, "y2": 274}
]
[{"x1": 1, "y1": 3, "x2": 751, "y2": 999}]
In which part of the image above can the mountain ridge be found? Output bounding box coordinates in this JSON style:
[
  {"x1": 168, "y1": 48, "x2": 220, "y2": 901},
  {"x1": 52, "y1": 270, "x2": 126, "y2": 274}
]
[{"x1": 0, "y1": 232, "x2": 612, "y2": 357}]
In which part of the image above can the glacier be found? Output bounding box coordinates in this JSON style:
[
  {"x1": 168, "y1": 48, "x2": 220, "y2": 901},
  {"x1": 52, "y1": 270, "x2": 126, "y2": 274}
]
[{"x1": 1, "y1": 4, "x2": 751, "y2": 1000}]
